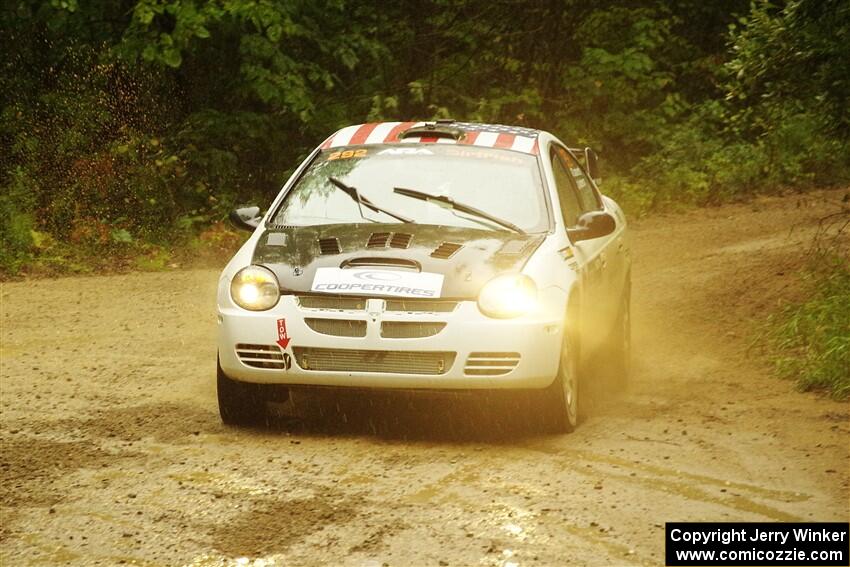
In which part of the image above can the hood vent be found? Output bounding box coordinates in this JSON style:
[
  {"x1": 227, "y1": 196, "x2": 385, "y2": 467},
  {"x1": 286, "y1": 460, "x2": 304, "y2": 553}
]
[
  {"x1": 367, "y1": 232, "x2": 391, "y2": 248},
  {"x1": 431, "y1": 242, "x2": 462, "y2": 259},
  {"x1": 399, "y1": 123, "x2": 465, "y2": 141},
  {"x1": 318, "y1": 237, "x2": 341, "y2": 255},
  {"x1": 389, "y1": 233, "x2": 413, "y2": 249},
  {"x1": 366, "y1": 232, "x2": 413, "y2": 249}
]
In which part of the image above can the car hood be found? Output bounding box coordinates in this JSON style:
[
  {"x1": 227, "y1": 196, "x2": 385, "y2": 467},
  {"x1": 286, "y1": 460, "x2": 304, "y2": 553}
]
[{"x1": 252, "y1": 224, "x2": 545, "y2": 299}]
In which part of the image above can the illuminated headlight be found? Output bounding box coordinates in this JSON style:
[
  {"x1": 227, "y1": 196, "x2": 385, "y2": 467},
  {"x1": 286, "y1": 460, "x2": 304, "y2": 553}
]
[
  {"x1": 230, "y1": 265, "x2": 280, "y2": 311},
  {"x1": 477, "y1": 274, "x2": 538, "y2": 318}
]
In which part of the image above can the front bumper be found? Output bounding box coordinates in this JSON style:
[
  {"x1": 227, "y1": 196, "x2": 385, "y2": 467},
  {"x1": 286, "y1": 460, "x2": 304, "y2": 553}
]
[{"x1": 217, "y1": 288, "x2": 565, "y2": 390}]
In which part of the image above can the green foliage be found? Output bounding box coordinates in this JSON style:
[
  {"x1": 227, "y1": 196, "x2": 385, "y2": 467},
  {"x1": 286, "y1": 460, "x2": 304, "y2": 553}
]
[
  {"x1": 627, "y1": 104, "x2": 850, "y2": 211},
  {"x1": 726, "y1": 0, "x2": 850, "y2": 139},
  {"x1": 767, "y1": 253, "x2": 850, "y2": 401},
  {"x1": 1, "y1": 0, "x2": 848, "y2": 277},
  {"x1": 119, "y1": 0, "x2": 383, "y2": 122},
  {"x1": 0, "y1": 168, "x2": 37, "y2": 272},
  {"x1": 557, "y1": 6, "x2": 684, "y2": 166}
]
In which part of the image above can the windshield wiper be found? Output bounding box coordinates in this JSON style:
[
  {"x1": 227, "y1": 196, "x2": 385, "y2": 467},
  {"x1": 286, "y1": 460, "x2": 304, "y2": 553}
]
[
  {"x1": 393, "y1": 187, "x2": 525, "y2": 234},
  {"x1": 328, "y1": 177, "x2": 414, "y2": 224}
]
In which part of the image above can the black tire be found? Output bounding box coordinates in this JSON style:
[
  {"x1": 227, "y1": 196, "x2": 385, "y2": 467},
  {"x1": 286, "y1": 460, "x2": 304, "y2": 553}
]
[
  {"x1": 606, "y1": 286, "x2": 632, "y2": 388},
  {"x1": 542, "y1": 324, "x2": 580, "y2": 433},
  {"x1": 217, "y1": 358, "x2": 266, "y2": 425}
]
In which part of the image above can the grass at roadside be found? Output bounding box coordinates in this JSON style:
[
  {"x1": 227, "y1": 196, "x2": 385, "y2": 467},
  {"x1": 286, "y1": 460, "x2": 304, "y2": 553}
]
[
  {"x1": 0, "y1": 222, "x2": 244, "y2": 280},
  {"x1": 763, "y1": 212, "x2": 850, "y2": 400}
]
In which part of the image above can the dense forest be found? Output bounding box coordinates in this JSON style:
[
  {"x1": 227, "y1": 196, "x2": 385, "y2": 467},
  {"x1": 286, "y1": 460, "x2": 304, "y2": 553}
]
[{"x1": 1, "y1": 0, "x2": 849, "y2": 273}]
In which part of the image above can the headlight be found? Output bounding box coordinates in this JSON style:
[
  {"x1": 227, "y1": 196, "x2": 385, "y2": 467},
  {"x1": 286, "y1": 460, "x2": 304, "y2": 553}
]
[
  {"x1": 477, "y1": 274, "x2": 538, "y2": 318},
  {"x1": 230, "y1": 265, "x2": 280, "y2": 311}
]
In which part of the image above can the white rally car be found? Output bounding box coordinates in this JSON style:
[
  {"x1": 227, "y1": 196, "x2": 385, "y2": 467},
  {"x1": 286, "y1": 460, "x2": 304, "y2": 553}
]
[{"x1": 217, "y1": 120, "x2": 631, "y2": 432}]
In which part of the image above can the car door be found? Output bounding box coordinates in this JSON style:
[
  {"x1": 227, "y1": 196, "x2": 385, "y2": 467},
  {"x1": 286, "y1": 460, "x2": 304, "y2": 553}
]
[
  {"x1": 549, "y1": 145, "x2": 611, "y2": 350},
  {"x1": 563, "y1": 150, "x2": 628, "y2": 324}
]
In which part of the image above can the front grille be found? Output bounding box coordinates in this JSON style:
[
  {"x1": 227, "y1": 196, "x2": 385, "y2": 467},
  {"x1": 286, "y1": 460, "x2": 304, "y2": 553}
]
[
  {"x1": 296, "y1": 295, "x2": 366, "y2": 310},
  {"x1": 236, "y1": 343, "x2": 287, "y2": 369},
  {"x1": 318, "y1": 237, "x2": 341, "y2": 255},
  {"x1": 385, "y1": 299, "x2": 458, "y2": 313},
  {"x1": 293, "y1": 347, "x2": 455, "y2": 375},
  {"x1": 464, "y1": 352, "x2": 521, "y2": 376},
  {"x1": 381, "y1": 321, "x2": 446, "y2": 338},
  {"x1": 304, "y1": 318, "x2": 367, "y2": 337},
  {"x1": 296, "y1": 295, "x2": 457, "y2": 312}
]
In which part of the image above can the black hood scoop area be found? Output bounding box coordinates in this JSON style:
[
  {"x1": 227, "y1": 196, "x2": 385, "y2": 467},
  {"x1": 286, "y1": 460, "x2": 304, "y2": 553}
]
[
  {"x1": 318, "y1": 237, "x2": 341, "y2": 255},
  {"x1": 389, "y1": 232, "x2": 413, "y2": 248},
  {"x1": 367, "y1": 232, "x2": 413, "y2": 249},
  {"x1": 253, "y1": 224, "x2": 544, "y2": 299},
  {"x1": 367, "y1": 232, "x2": 390, "y2": 248}
]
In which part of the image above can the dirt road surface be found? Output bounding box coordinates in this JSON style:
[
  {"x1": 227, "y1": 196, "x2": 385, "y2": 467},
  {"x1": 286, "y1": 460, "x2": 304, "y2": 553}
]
[{"x1": 2, "y1": 189, "x2": 848, "y2": 566}]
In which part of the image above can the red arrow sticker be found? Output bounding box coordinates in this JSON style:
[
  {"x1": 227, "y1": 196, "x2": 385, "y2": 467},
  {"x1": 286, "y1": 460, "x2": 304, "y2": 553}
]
[{"x1": 276, "y1": 318, "x2": 291, "y2": 349}]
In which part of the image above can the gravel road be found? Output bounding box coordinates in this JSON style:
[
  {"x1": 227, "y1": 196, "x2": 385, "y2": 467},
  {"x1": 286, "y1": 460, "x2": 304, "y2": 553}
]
[{"x1": 2, "y1": 189, "x2": 848, "y2": 566}]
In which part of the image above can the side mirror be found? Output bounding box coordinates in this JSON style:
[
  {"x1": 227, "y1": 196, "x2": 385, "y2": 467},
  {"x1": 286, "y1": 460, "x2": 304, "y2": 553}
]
[
  {"x1": 584, "y1": 148, "x2": 600, "y2": 185},
  {"x1": 567, "y1": 211, "x2": 616, "y2": 243},
  {"x1": 229, "y1": 206, "x2": 262, "y2": 232}
]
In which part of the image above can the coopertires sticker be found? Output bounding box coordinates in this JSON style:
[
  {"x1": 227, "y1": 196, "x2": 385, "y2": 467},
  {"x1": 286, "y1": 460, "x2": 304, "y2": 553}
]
[{"x1": 311, "y1": 268, "x2": 444, "y2": 298}]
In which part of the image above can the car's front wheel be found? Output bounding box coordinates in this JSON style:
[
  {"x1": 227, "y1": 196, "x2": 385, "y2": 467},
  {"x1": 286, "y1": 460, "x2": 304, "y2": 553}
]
[
  {"x1": 542, "y1": 325, "x2": 580, "y2": 433},
  {"x1": 217, "y1": 357, "x2": 266, "y2": 425}
]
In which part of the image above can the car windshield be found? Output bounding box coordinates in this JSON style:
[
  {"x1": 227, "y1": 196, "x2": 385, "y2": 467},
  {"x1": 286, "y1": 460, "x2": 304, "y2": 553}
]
[{"x1": 271, "y1": 144, "x2": 549, "y2": 232}]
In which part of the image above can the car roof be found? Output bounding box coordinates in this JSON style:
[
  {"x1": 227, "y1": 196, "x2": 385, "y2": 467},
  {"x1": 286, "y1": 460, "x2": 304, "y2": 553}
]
[{"x1": 320, "y1": 121, "x2": 543, "y2": 155}]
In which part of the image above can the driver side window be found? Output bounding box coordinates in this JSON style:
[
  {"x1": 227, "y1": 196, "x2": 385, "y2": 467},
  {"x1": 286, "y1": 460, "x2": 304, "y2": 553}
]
[
  {"x1": 550, "y1": 147, "x2": 582, "y2": 227},
  {"x1": 561, "y1": 151, "x2": 602, "y2": 212}
]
